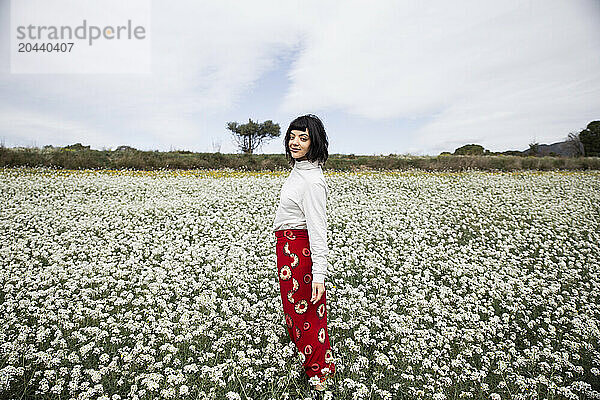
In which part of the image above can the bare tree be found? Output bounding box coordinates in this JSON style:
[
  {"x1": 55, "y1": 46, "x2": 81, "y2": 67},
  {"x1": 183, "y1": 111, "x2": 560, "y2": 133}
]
[
  {"x1": 565, "y1": 131, "x2": 585, "y2": 157},
  {"x1": 528, "y1": 141, "x2": 540, "y2": 156},
  {"x1": 211, "y1": 137, "x2": 222, "y2": 153}
]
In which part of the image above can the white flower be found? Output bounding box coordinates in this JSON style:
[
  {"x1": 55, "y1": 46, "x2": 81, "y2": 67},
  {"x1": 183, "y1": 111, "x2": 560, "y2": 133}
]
[
  {"x1": 179, "y1": 384, "x2": 190, "y2": 396},
  {"x1": 226, "y1": 392, "x2": 242, "y2": 400},
  {"x1": 309, "y1": 376, "x2": 321, "y2": 386},
  {"x1": 90, "y1": 370, "x2": 102, "y2": 384},
  {"x1": 160, "y1": 387, "x2": 176, "y2": 399},
  {"x1": 374, "y1": 351, "x2": 390, "y2": 366},
  {"x1": 1, "y1": 168, "x2": 597, "y2": 400}
]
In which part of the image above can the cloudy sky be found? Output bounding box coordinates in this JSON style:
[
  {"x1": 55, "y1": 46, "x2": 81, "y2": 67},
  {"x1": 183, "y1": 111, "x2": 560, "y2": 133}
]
[{"x1": 1, "y1": 0, "x2": 599, "y2": 155}]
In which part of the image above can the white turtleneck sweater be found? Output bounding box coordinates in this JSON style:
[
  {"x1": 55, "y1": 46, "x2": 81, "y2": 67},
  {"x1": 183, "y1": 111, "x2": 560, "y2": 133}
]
[{"x1": 272, "y1": 159, "x2": 329, "y2": 284}]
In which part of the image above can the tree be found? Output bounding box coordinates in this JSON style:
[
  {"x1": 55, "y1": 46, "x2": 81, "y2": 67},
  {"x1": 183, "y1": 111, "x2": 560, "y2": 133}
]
[
  {"x1": 528, "y1": 142, "x2": 540, "y2": 156},
  {"x1": 453, "y1": 144, "x2": 485, "y2": 155},
  {"x1": 565, "y1": 131, "x2": 584, "y2": 157},
  {"x1": 227, "y1": 118, "x2": 280, "y2": 154},
  {"x1": 63, "y1": 143, "x2": 90, "y2": 150},
  {"x1": 579, "y1": 121, "x2": 600, "y2": 157},
  {"x1": 115, "y1": 145, "x2": 137, "y2": 152},
  {"x1": 211, "y1": 137, "x2": 222, "y2": 153}
]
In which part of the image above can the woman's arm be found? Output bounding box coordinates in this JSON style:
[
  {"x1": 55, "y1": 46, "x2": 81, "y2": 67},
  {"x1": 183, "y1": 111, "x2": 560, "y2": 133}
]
[{"x1": 300, "y1": 179, "x2": 329, "y2": 284}]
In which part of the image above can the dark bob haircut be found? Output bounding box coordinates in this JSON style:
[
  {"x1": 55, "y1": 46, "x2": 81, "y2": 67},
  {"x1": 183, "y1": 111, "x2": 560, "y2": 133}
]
[{"x1": 284, "y1": 114, "x2": 329, "y2": 168}]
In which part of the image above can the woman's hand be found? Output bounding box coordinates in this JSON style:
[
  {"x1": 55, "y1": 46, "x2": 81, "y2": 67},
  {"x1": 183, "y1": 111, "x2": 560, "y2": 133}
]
[{"x1": 311, "y1": 282, "x2": 325, "y2": 304}]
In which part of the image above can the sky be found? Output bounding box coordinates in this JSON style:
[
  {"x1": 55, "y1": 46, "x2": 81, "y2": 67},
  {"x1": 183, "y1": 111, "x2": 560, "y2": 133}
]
[{"x1": 0, "y1": 0, "x2": 599, "y2": 156}]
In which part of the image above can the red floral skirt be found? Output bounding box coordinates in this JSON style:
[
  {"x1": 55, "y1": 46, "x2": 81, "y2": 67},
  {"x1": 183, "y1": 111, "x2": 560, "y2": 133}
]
[{"x1": 275, "y1": 228, "x2": 336, "y2": 379}]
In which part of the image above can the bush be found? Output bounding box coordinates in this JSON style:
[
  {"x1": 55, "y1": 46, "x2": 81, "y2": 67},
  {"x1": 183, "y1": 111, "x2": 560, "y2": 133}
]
[{"x1": 1, "y1": 147, "x2": 599, "y2": 171}]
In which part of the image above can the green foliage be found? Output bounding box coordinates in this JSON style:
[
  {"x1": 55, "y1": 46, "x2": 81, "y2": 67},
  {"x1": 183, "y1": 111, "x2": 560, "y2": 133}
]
[
  {"x1": 502, "y1": 150, "x2": 524, "y2": 156},
  {"x1": 63, "y1": 143, "x2": 91, "y2": 150},
  {"x1": 226, "y1": 118, "x2": 281, "y2": 154},
  {"x1": 454, "y1": 144, "x2": 486, "y2": 155},
  {"x1": 580, "y1": 121, "x2": 600, "y2": 157},
  {"x1": 2, "y1": 147, "x2": 599, "y2": 171},
  {"x1": 115, "y1": 145, "x2": 137, "y2": 152}
]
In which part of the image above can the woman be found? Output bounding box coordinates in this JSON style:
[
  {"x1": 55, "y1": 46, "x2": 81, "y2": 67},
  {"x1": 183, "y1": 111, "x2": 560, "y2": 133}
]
[{"x1": 272, "y1": 114, "x2": 336, "y2": 392}]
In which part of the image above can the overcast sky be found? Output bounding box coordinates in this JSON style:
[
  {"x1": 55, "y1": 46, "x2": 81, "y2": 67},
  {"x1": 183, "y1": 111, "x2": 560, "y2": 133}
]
[{"x1": 1, "y1": 0, "x2": 599, "y2": 155}]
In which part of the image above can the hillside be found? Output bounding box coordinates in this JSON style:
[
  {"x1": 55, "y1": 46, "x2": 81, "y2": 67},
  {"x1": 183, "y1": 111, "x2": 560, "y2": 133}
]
[{"x1": 520, "y1": 140, "x2": 584, "y2": 157}]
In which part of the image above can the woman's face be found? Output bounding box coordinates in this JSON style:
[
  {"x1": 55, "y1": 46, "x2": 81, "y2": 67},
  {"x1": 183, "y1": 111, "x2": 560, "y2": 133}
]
[{"x1": 289, "y1": 128, "x2": 311, "y2": 161}]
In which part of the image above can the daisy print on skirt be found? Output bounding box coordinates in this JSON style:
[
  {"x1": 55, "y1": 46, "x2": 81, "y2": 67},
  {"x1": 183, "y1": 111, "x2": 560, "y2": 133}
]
[{"x1": 275, "y1": 229, "x2": 336, "y2": 380}]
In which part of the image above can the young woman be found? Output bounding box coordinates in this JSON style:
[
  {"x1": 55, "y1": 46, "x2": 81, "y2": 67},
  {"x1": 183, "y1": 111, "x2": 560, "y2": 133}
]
[{"x1": 272, "y1": 114, "x2": 336, "y2": 392}]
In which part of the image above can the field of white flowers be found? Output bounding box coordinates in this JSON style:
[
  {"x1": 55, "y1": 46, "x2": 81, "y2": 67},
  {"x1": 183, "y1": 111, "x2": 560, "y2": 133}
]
[{"x1": 0, "y1": 168, "x2": 599, "y2": 400}]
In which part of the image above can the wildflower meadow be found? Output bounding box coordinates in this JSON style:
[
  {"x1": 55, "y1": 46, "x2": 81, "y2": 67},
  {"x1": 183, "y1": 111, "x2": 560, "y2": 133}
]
[{"x1": 0, "y1": 167, "x2": 598, "y2": 400}]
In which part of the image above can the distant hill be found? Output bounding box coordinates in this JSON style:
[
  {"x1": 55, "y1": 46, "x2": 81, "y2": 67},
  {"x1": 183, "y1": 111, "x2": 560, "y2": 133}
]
[
  {"x1": 520, "y1": 139, "x2": 583, "y2": 157},
  {"x1": 451, "y1": 139, "x2": 583, "y2": 157}
]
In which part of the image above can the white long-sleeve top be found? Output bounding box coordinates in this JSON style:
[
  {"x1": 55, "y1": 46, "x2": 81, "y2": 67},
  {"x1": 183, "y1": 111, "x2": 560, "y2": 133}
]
[{"x1": 272, "y1": 159, "x2": 329, "y2": 284}]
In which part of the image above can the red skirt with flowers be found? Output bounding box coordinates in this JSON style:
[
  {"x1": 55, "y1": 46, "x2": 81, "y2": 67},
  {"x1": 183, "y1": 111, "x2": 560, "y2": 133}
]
[{"x1": 275, "y1": 228, "x2": 336, "y2": 379}]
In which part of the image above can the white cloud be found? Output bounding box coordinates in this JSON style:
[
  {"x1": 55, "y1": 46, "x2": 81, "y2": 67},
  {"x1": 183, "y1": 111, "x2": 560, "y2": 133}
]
[
  {"x1": 0, "y1": 0, "x2": 322, "y2": 149},
  {"x1": 281, "y1": 0, "x2": 600, "y2": 153},
  {"x1": 1, "y1": 0, "x2": 599, "y2": 154},
  {"x1": 0, "y1": 106, "x2": 109, "y2": 148}
]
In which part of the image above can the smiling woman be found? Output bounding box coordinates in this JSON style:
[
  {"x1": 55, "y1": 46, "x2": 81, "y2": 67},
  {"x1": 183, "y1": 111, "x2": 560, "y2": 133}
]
[
  {"x1": 272, "y1": 114, "x2": 335, "y2": 392},
  {"x1": 283, "y1": 115, "x2": 329, "y2": 168},
  {"x1": 289, "y1": 128, "x2": 310, "y2": 159}
]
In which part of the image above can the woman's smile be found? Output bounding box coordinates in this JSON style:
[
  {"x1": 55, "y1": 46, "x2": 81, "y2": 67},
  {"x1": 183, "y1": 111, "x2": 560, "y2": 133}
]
[{"x1": 289, "y1": 128, "x2": 311, "y2": 160}]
